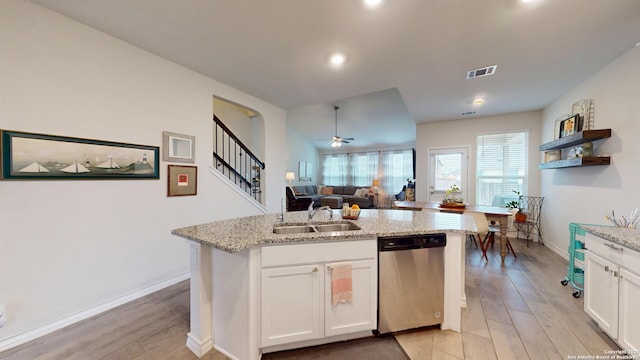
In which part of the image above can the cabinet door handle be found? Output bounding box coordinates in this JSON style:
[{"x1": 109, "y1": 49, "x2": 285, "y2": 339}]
[
  {"x1": 326, "y1": 265, "x2": 333, "y2": 272},
  {"x1": 312, "y1": 267, "x2": 318, "y2": 273},
  {"x1": 613, "y1": 270, "x2": 620, "y2": 278},
  {"x1": 604, "y1": 243, "x2": 624, "y2": 251},
  {"x1": 604, "y1": 266, "x2": 610, "y2": 272}
]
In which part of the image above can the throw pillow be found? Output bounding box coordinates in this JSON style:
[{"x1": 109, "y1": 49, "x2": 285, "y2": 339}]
[
  {"x1": 321, "y1": 186, "x2": 334, "y2": 195},
  {"x1": 354, "y1": 188, "x2": 365, "y2": 197}
]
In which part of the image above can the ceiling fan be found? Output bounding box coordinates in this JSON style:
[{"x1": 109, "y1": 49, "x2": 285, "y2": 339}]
[{"x1": 319, "y1": 106, "x2": 355, "y2": 148}]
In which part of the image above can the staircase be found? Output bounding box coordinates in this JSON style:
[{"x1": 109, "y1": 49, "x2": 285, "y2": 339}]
[{"x1": 212, "y1": 115, "x2": 265, "y2": 206}]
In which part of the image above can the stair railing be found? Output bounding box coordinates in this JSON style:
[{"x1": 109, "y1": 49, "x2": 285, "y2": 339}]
[{"x1": 213, "y1": 115, "x2": 265, "y2": 203}]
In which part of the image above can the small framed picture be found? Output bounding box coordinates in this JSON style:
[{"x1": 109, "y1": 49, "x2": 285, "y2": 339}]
[
  {"x1": 560, "y1": 114, "x2": 579, "y2": 138},
  {"x1": 168, "y1": 165, "x2": 197, "y2": 196},
  {"x1": 162, "y1": 131, "x2": 195, "y2": 163}
]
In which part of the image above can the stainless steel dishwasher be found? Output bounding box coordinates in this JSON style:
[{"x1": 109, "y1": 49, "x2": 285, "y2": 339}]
[{"x1": 377, "y1": 233, "x2": 446, "y2": 334}]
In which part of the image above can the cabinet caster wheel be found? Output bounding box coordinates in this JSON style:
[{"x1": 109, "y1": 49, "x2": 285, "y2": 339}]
[
  {"x1": 572, "y1": 291, "x2": 581, "y2": 298},
  {"x1": 561, "y1": 279, "x2": 569, "y2": 286}
]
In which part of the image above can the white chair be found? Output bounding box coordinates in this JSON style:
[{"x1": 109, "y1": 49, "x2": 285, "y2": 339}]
[
  {"x1": 467, "y1": 212, "x2": 495, "y2": 262},
  {"x1": 468, "y1": 211, "x2": 516, "y2": 261}
]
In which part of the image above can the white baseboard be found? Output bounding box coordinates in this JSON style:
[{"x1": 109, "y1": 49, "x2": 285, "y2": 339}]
[
  {"x1": 214, "y1": 344, "x2": 240, "y2": 360},
  {"x1": 0, "y1": 272, "x2": 190, "y2": 353},
  {"x1": 545, "y1": 241, "x2": 570, "y2": 261},
  {"x1": 186, "y1": 332, "x2": 213, "y2": 358}
]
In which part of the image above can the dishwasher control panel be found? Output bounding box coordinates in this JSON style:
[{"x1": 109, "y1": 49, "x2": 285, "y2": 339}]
[{"x1": 378, "y1": 233, "x2": 446, "y2": 251}]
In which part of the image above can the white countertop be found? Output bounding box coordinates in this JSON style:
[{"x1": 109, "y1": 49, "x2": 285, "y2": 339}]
[
  {"x1": 171, "y1": 209, "x2": 477, "y2": 253},
  {"x1": 581, "y1": 225, "x2": 640, "y2": 252}
]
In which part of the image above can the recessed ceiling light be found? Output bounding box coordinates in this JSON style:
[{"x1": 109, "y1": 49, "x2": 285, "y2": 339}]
[
  {"x1": 472, "y1": 98, "x2": 485, "y2": 105},
  {"x1": 363, "y1": 0, "x2": 384, "y2": 9},
  {"x1": 328, "y1": 52, "x2": 347, "y2": 67}
]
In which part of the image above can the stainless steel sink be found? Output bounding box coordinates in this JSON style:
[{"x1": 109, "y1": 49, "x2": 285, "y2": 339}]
[
  {"x1": 273, "y1": 221, "x2": 361, "y2": 234},
  {"x1": 272, "y1": 225, "x2": 316, "y2": 234},
  {"x1": 314, "y1": 222, "x2": 361, "y2": 232}
]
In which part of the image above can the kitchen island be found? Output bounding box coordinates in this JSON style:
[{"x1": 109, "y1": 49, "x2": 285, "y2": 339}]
[
  {"x1": 581, "y1": 225, "x2": 640, "y2": 353},
  {"x1": 172, "y1": 209, "x2": 477, "y2": 359}
]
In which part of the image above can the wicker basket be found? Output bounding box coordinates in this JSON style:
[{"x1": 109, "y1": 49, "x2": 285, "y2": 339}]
[{"x1": 342, "y1": 208, "x2": 360, "y2": 220}]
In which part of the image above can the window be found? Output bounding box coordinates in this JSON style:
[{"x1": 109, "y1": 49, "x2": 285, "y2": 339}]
[
  {"x1": 349, "y1": 152, "x2": 378, "y2": 187},
  {"x1": 321, "y1": 150, "x2": 412, "y2": 194},
  {"x1": 476, "y1": 132, "x2": 528, "y2": 206},
  {"x1": 381, "y1": 150, "x2": 413, "y2": 195},
  {"x1": 322, "y1": 154, "x2": 348, "y2": 185}
]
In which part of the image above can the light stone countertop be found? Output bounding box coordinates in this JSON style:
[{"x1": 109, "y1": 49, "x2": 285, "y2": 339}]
[
  {"x1": 171, "y1": 209, "x2": 478, "y2": 253},
  {"x1": 581, "y1": 225, "x2": 640, "y2": 252}
]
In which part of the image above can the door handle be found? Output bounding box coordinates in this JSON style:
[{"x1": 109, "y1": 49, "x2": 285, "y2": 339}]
[{"x1": 604, "y1": 243, "x2": 624, "y2": 251}]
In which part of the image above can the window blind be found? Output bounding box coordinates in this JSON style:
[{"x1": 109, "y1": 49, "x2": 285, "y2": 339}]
[{"x1": 476, "y1": 132, "x2": 528, "y2": 206}]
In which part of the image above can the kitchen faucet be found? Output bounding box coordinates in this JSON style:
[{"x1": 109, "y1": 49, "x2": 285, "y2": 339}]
[{"x1": 308, "y1": 201, "x2": 333, "y2": 221}]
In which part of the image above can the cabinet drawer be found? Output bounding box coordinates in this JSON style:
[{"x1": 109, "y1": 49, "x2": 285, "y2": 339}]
[
  {"x1": 261, "y1": 239, "x2": 377, "y2": 268},
  {"x1": 621, "y1": 245, "x2": 640, "y2": 275},
  {"x1": 586, "y1": 233, "x2": 623, "y2": 264},
  {"x1": 586, "y1": 233, "x2": 640, "y2": 274}
]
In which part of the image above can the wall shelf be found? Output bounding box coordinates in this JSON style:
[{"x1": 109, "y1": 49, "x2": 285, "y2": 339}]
[
  {"x1": 539, "y1": 129, "x2": 611, "y2": 151},
  {"x1": 539, "y1": 129, "x2": 612, "y2": 170},
  {"x1": 538, "y1": 156, "x2": 611, "y2": 169}
]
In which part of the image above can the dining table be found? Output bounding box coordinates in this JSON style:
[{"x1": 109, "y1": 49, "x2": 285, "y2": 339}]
[{"x1": 393, "y1": 200, "x2": 513, "y2": 265}]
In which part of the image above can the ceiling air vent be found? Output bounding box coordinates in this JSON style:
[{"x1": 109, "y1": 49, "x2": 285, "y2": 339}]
[
  {"x1": 461, "y1": 111, "x2": 476, "y2": 116},
  {"x1": 466, "y1": 65, "x2": 497, "y2": 79}
]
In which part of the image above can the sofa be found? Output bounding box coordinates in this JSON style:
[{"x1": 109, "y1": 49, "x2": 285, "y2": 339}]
[
  {"x1": 285, "y1": 186, "x2": 314, "y2": 211},
  {"x1": 289, "y1": 185, "x2": 374, "y2": 209}
]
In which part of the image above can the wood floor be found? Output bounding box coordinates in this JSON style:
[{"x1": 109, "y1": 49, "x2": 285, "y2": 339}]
[{"x1": 0, "y1": 237, "x2": 619, "y2": 360}]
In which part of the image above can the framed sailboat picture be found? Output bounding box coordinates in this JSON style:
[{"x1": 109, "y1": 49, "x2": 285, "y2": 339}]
[{"x1": 0, "y1": 130, "x2": 160, "y2": 180}]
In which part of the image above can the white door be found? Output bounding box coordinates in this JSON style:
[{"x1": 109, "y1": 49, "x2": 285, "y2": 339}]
[
  {"x1": 261, "y1": 264, "x2": 323, "y2": 346},
  {"x1": 584, "y1": 251, "x2": 619, "y2": 339},
  {"x1": 428, "y1": 147, "x2": 468, "y2": 203},
  {"x1": 619, "y1": 268, "x2": 640, "y2": 352},
  {"x1": 324, "y1": 259, "x2": 377, "y2": 336}
]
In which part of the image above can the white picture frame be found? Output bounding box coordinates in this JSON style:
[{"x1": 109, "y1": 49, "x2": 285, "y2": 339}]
[
  {"x1": 298, "y1": 161, "x2": 312, "y2": 181},
  {"x1": 162, "y1": 131, "x2": 195, "y2": 163}
]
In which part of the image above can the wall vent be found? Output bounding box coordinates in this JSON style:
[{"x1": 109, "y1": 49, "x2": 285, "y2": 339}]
[
  {"x1": 466, "y1": 65, "x2": 497, "y2": 79},
  {"x1": 461, "y1": 111, "x2": 476, "y2": 116}
]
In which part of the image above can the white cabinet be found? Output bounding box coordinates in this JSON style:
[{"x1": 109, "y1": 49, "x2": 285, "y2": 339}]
[
  {"x1": 584, "y1": 233, "x2": 640, "y2": 353},
  {"x1": 619, "y1": 268, "x2": 640, "y2": 352},
  {"x1": 584, "y1": 251, "x2": 618, "y2": 338},
  {"x1": 324, "y1": 259, "x2": 377, "y2": 337},
  {"x1": 261, "y1": 264, "x2": 322, "y2": 346},
  {"x1": 260, "y1": 240, "x2": 377, "y2": 348}
]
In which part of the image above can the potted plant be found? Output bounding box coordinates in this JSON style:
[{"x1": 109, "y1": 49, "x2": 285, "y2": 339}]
[
  {"x1": 505, "y1": 190, "x2": 527, "y2": 222},
  {"x1": 441, "y1": 184, "x2": 465, "y2": 208}
]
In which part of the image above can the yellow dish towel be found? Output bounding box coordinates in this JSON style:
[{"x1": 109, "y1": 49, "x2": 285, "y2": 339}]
[{"x1": 331, "y1": 263, "x2": 353, "y2": 306}]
